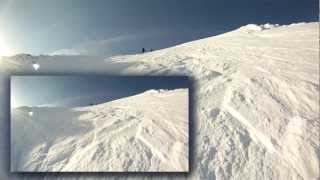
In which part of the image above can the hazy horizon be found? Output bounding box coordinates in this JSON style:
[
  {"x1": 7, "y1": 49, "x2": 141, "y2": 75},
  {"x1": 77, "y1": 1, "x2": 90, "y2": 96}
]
[{"x1": 11, "y1": 76, "x2": 189, "y2": 108}]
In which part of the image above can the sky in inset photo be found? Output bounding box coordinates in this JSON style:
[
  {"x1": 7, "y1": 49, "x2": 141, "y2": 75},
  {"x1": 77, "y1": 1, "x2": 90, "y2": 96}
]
[{"x1": 11, "y1": 76, "x2": 189, "y2": 108}]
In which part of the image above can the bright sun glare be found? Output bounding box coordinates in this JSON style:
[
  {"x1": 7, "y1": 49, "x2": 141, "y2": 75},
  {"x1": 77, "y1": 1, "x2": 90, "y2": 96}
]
[
  {"x1": 0, "y1": 39, "x2": 12, "y2": 56},
  {"x1": 11, "y1": 97, "x2": 20, "y2": 108},
  {"x1": 0, "y1": 34, "x2": 12, "y2": 57}
]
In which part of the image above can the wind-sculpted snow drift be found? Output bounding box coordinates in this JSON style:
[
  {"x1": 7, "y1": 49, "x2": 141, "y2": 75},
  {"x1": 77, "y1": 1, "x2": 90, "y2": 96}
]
[
  {"x1": 0, "y1": 22, "x2": 319, "y2": 179},
  {"x1": 11, "y1": 89, "x2": 189, "y2": 172}
]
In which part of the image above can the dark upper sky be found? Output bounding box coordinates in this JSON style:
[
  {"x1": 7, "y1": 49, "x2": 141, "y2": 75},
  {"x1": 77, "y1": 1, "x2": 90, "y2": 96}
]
[
  {"x1": 0, "y1": 0, "x2": 318, "y2": 56},
  {"x1": 11, "y1": 76, "x2": 189, "y2": 107}
]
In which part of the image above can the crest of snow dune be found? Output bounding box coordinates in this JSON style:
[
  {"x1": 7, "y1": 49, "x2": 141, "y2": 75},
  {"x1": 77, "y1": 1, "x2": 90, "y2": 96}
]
[
  {"x1": 260, "y1": 23, "x2": 280, "y2": 29},
  {"x1": 239, "y1": 23, "x2": 280, "y2": 32},
  {"x1": 145, "y1": 89, "x2": 171, "y2": 94}
]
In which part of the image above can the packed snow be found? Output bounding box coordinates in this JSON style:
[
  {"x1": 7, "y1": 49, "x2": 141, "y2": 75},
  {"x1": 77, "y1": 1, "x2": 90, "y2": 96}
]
[
  {"x1": 11, "y1": 89, "x2": 189, "y2": 172},
  {"x1": 0, "y1": 22, "x2": 319, "y2": 179},
  {"x1": 32, "y1": 63, "x2": 40, "y2": 71}
]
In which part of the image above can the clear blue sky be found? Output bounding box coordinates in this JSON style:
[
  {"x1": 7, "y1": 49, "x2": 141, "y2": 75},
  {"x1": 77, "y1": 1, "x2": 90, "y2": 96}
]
[
  {"x1": 0, "y1": 0, "x2": 318, "y2": 56},
  {"x1": 11, "y1": 76, "x2": 189, "y2": 107}
]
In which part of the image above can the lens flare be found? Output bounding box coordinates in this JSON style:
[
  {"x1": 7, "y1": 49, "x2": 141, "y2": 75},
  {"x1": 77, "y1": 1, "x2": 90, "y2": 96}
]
[{"x1": 0, "y1": 38, "x2": 12, "y2": 56}]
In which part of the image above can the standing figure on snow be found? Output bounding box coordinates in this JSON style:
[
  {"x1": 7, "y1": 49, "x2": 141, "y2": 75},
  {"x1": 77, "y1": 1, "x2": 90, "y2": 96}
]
[{"x1": 142, "y1": 48, "x2": 145, "y2": 53}]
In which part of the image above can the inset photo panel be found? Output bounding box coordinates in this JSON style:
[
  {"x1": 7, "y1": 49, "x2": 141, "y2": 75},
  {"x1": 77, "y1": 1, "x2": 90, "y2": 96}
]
[{"x1": 10, "y1": 75, "x2": 189, "y2": 172}]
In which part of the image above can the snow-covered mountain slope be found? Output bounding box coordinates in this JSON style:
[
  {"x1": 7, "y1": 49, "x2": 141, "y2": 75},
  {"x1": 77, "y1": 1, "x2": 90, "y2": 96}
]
[
  {"x1": 0, "y1": 22, "x2": 319, "y2": 179},
  {"x1": 11, "y1": 89, "x2": 188, "y2": 172},
  {"x1": 112, "y1": 22, "x2": 319, "y2": 180}
]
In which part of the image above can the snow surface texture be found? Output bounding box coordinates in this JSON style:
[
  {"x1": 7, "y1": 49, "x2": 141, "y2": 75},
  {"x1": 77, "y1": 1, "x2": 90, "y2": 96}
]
[
  {"x1": 11, "y1": 89, "x2": 189, "y2": 172},
  {"x1": 0, "y1": 22, "x2": 319, "y2": 179}
]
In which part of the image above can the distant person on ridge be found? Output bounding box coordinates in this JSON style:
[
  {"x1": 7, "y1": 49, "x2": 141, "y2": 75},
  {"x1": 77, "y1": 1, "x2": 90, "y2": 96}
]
[{"x1": 142, "y1": 48, "x2": 145, "y2": 53}]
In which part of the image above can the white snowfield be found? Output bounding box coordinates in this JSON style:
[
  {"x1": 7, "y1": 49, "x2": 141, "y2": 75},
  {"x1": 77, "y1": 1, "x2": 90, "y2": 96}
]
[
  {"x1": 0, "y1": 22, "x2": 319, "y2": 179},
  {"x1": 11, "y1": 89, "x2": 189, "y2": 172}
]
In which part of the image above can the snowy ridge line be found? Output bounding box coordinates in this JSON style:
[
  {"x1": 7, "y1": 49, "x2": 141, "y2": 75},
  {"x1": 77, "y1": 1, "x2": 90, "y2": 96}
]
[{"x1": 76, "y1": 88, "x2": 187, "y2": 110}]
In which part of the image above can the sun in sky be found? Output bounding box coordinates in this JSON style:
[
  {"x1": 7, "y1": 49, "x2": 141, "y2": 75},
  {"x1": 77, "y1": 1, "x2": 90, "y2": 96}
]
[
  {"x1": 11, "y1": 96, "x2": 21, "y2": 108},
  {"x1": 0, "y1": 35, "x2": 13, "y2": 56}
]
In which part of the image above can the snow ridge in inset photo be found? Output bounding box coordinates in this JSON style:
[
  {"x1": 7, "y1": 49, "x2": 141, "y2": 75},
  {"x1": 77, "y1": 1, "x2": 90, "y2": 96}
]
[{"x1": 10, "y1": 76, "x2": 189, "y2": 172}]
